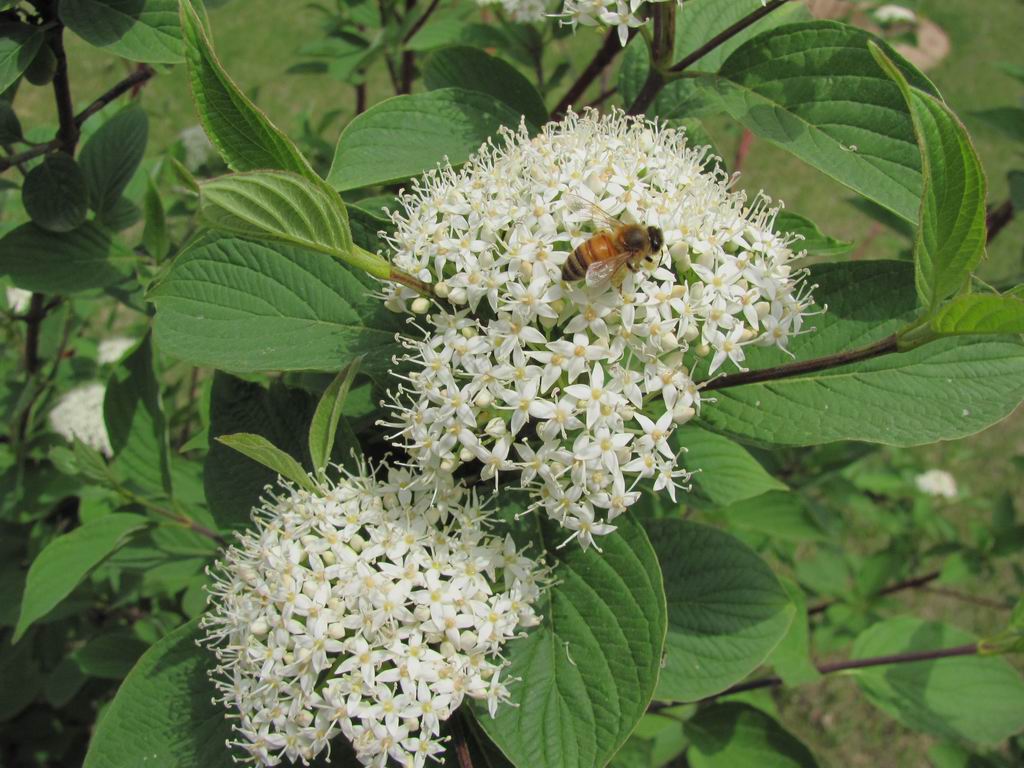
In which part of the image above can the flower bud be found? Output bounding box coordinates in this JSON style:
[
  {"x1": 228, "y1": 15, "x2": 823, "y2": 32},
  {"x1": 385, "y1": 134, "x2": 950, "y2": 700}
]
[
  {"x1": 433, "y1": 281, "x2": 450, "y2": 299},
  {"x1": 682, "y1": 324, "x2": 699, "y2": 342},
  {"x1": 411, "y1": 297, "x2": 431, "y2": 315},
  {"x1": 670, "y1": 241, "x2": 691, "y2": 272},
  {"x1": 328, "y1": 622, "x2": 346, "y2": 640},
  {"x1": 672, "y1": 405, "x2": 696, "y2": 424},
  {"x1": 755, "y1": 301, "x2": 771, "y2": 319},
  {"x1": 449, "y1": 287, "x2": 468, "y2": 305},
  {"x1": 484, "y1": 418, "x2": 506, "y2": 438},
  {"x1": 459, "y1": 446, "x2": 475, "y2": 463},
  {"x1": 439, "y1": 458, "x2": 455, "y2": 473},
  {"x1": 251, "y1": 618, "x2": 269, "y2": 636},
  {"x1": 660, "y1": 332, "x2": 678, "y2": 350},
  {"x1": 697, "y1": 343, "x2": 710, "y2": 357},
  {"x1": 473, "y1": 389, "x2": 493, "y2": 408}
]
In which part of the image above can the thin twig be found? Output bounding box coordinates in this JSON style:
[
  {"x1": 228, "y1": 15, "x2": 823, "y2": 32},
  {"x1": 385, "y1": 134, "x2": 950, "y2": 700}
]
[
  {"x1": 400, "y1": 0, "x2": 416, "y2": 93},
  {"x1": 689, "y1": 643, "x2": 978, "y2": 701},
  {"x1": 586, "y1": 85, "x2": 618, "y2": 108},
  {"x1": 402, "y1": 0, "x2": 440, "y2": 43},
  {"x1": 808, "y1": 569, "x2": 940, "y2": 616},
  {"x1": 552, "y1": 29, "x2": 635, "y2": 120},
  {"x1": 0, "y1": 65, "x2": 155, "y2": 173},
  {"x1": 648, "y1": 642, "x2": 979, "y2": 711},
  {"x1": 986, "y1": 198, "x2": 1014, "y2": 244},
  {"x1": 450, "y1": 712, "x2": 475, "y2": 768},
  {"x1": 700, "y1": 334, "x2": 899, "y2": 391},
  {"x1": 49, "y1": 24, "x2": 78, "y2": 153},
  {"x1": 626, "y1": 3, "x2": 675, "y2": 116},
  {"x1": 669, "y1": 0, "x2": 792, "y2": 72},
  {"x1": 921, "y1": 586, "x2": 1010, "y2": 610}
]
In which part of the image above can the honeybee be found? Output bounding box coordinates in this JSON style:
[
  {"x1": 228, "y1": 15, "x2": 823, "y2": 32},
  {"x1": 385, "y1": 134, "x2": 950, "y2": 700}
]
[{"x1": 561, "y1": 196, "x2": 664, "y2": 289}]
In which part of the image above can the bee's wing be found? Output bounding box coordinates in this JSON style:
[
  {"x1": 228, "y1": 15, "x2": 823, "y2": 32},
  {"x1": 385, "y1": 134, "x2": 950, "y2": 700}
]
[
  {"x1": 562, "y1": 192, "x2": 624, "y2": 230},
  {"x1": 585, "y1": 251, "x2": 632, "y2": 289}
]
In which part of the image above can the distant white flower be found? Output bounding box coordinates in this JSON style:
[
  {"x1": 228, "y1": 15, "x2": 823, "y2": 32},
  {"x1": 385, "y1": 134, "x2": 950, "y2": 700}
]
[
  {"x1": 475, "y1": 0, "x2": 550, "y2": 22},
  {"x1": 179, "y1": 124, "x2": 217, "y2": 171},
  {"x1": 915, "y1": 469, "x2": 957, "y2": 499},
  {"x1": 5, "y1": 286, "x2": 31, "y2": 314},
  {"x1": 203, "y1": 463, "x2": 545, "y2": 768},
  {"x1": 97, "y1": 336, "x2": 136, "y2": 365},
  {"x1": 873, "y1": 4, "x2": 917, "y2": 24},
  {"x1": 380, "y1": 109, "x2": 815, "y2": 547},
  {"x1": 48, "y1": 383, "x2": 112, "y2": 457}
]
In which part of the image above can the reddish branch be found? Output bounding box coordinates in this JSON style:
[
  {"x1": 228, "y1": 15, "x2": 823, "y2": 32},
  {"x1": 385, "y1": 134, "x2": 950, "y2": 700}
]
[
  {"x1": 701, "y1": 334, "x2": 899, "y2": 391},
  {"x1": 699, "y1": 643, "x2": 978, "y2": 700},
  {"x1": 808, "y1": 570, "x2": 940, "y2": 616},
  {"x1": 553, "y1": 29, "x2": 635, "y2": 120}
]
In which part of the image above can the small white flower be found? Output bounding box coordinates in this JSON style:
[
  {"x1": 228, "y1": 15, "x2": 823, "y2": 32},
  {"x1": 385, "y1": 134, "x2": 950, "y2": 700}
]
[
  {"x1": 5, "y1": 286, "x2": 31, "y2": 314},
  {"x1": 380, "y1": 109, "x2": 814, "y2": 548},
  {"x1": 179, "y1": 124, "x2": 216, "y2": 171},
  {"x1": 559, "y1": 0, "x2": 677, "y2": 46},
  {"x1": 915, "y1": 469, "x2": 957, "y2": 499},
  {"x1": 48, "y1": 383, "x2": 112, "y2": 457},
  {"x1": 203, "y1": 463, "x2": 545, "y2": 768},
  {"x1": 873, "y1": 4, "x2": 918, "y2": 24},
  {"x1": 97, "y1": 336, "x2": 136, "y2": 365}
]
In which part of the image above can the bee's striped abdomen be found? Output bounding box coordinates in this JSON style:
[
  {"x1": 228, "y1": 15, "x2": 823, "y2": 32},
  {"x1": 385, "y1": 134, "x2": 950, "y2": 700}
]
[{"x1": 562, "y1": 231, "x2": 618, "y2": 282}]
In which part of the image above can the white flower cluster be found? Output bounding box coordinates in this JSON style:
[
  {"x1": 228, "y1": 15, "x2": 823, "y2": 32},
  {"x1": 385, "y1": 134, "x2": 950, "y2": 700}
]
[
  {"x1": 97, "y1": 336, "x2": 136, "y2": 365},
  {"x1": 475, "y1": 0, "x2": 550, "y2": 23},
  {"x1": 915, "y1": 469, "x2": 957, "y2": 499},
  {"x1": 48, "y1": 382, "x2": 112, "y2": 457},
  {"x1": 202, "y1": 464, "x2": 544, "y2": 767},
  {"x1": 560, "y1": 0, "x2": 677, "y2": 46},
  {"x1": 381, "y1": 109, "x2": 814, "y2": 548}
]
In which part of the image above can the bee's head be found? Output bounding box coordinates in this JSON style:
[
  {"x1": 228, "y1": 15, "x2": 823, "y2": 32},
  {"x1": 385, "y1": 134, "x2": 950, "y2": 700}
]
[{"x1": 648, "y1": 226, "x2": 664, "y2": 253}]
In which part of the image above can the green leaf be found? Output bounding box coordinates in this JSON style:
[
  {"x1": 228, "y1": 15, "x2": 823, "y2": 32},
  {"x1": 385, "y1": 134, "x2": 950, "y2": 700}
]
[
  {"x1": 699, "y1": 261, "x2": 1024, "y2": 446},
  {"x1": 870, "y1": 44, "x2": 987, "y2": 311},
  {"x1": 971, "y1": 106, "x2": 1024, "y2": 143},
  {"x1": 143, "y1": 176, "x2": 169, "y2": 260},
  {"x1": 767, "y1": 578, "x2": 821, "y2": 686},
  {"x1": 721, "y1": 491, "x2": 826, "y2": 542},
  {"x1": 619, "y1": 0, "x2": 809, "y2": 118},
  {"x1": 423, "y1": 46, "x2": 547, "y2": 126},
  {"x1": 104, "y1": 335, "x2": 173, "y2": 498},
  {"x1": 851, "y1": 617, "x2": 1024, "y2": 745},
  {"x1": 714, "y1": 21, "x2": 938, "y2": 223},
  {"x1": 0, "y1": 99, "x2": 23, "y2": 144},
  {"x1": 610, "y1": 713, "x2": 687, "y2": 768},
  {"x1": 203, "y1": 374, "x2": 317, "y2": 530},
  {"x1": 931, "y1": 293, "x2": 1024, "y2": 335},
  {"x1": 676, "y1": 425, "x2": 786, "y2": 506},
  {"x1": 150, "y1": 236, "x2": 401, "y2": 377},
  {"x1": 73, "y1": 631, "x2": 148, "y2": 679},
  {"x1": 60, "y1": 0, "x2": 183, "y2": 63},
  {"x1": 21, "y1": 153, "x2": 88, "y2": 233},
  {"x1": 0, "y1": 640, "x2": 42, "y2": 721},
  {"x1": 0, "y1": 24, "x2": 44, "y2": 93},
  {"x1": 685, "y1": 703, "x2": 818, "y2": 768},
  {"x1": 14, "y1": 513, "x2": 149, "y2": 642},
  {"x1": 199, "y1": 171, "x2": 387, "y2": 278},
  {"x1": 646, "y1": 519, "x2": 793, "y2": 702},
  {"x1": 327, "y1": 88, "x2": 525, "y2": 191},
  {"x1": 0, "y1": 221, "x2": 134, "y2": 293},
  {"x1": 78, "y1": 105, "x2": 149, "y2": 220},
  {"x1": 476, "y1": 514, "x2": 667, "y2": 768},
  {"x1": 178, "y1": 0, "x2": 315, "y2": 178},
  {"x1": 308, "y1": 356, "x2": 363, "y2": 476},
  {"x1": 82, "y1": 619, "x2": 233, "y2": 768},
  {"x1": 216, "y1": 433, "x2": 316, "y2": 492},
  {"x1": 674, "y1": 0, "x2": 811, "y2": 72},
  {"x1": 775, "y1": 211, "x2": 853, "y2": 258}
]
